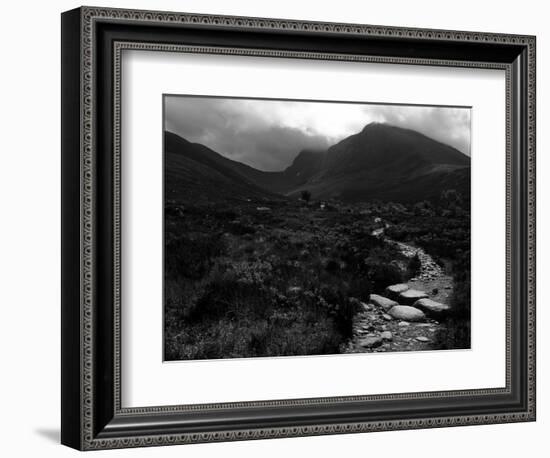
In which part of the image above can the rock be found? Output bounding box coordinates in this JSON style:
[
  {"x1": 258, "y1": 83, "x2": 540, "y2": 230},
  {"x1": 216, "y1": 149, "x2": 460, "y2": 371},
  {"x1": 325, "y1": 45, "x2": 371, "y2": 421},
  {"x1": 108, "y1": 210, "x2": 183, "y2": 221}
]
[
  {"x1": 385, "y1": 283, "x2": 409, "y2": 300},
  {"x1": 381, "y1": 331, "x2": 393, "y2": 341},
  {"x1": 416, "y1": 336, "x2": 430, "y2": 342},
  {"x1": 287, "y1": 286, "x2": 302, "y2": 295},
  {"x1": 369, "y1": 294, "x2": 398, "y2": 311},
  {"x1": 412, "y1": 298, "x2": 451, "y2": 318},
  {"x1": 256, "y1": 206, "x2": 271, "y2": 212},
  {"x1": 361, "y1": 302, "x2": 374, "y2": 312},
  {"x1": 399, "y1": 289, "x2": 429, "y2": 305},
  {"x1": 388, "y1": 305, "x2": 426, "y2": 322},
  {"x1": 382, "y1": 313, "x2": 393, "y2": 321},
  {"x1": 359, "y1": 336, "x2": 383, "y2": 348},
  {"x1": 398, "y1": 321, "x2": 410, "y2": 327}
]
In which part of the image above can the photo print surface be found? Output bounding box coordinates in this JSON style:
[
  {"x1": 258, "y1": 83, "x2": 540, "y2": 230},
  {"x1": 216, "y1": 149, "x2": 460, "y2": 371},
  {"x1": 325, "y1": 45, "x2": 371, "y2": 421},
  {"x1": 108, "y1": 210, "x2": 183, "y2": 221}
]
[{"x1": 163, "y1": 95, "x2": 471, "y2": 361}]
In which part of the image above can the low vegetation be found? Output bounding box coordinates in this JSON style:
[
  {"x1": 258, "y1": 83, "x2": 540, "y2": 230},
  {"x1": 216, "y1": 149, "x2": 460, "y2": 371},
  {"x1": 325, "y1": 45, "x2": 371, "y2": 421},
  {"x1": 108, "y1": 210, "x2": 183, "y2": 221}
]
[
  {"x1": 165, "y1": 198, "x2": 415, "y2": 360},
  {"x1": 165, "y1": 192, "x2": 470, "y2": 359}
]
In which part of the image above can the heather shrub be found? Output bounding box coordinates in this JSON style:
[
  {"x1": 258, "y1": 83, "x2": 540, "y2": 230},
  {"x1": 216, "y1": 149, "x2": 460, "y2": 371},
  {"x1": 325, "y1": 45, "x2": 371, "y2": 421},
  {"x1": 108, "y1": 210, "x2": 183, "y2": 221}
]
[{"x1": 165, "y1": 234, "x2": 225, "y2": 280}]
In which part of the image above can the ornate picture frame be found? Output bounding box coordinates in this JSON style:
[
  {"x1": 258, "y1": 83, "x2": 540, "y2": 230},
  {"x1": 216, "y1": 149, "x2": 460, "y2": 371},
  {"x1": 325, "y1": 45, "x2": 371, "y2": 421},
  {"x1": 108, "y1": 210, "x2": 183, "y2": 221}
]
[{"x1": 61, "y1": 6, "x2": 536, "y2": 450}]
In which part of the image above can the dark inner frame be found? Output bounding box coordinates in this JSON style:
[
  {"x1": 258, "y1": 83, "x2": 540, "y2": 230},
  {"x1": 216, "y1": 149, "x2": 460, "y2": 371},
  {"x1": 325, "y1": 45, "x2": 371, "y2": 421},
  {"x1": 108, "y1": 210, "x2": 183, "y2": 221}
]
[{"x1": 61, "y1": 7, "x2": 534, "y2": 450}]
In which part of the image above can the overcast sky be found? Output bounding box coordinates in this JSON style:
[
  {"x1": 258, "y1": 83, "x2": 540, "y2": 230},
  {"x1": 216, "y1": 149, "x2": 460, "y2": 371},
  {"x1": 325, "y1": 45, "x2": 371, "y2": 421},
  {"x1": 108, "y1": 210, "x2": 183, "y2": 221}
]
[{"x1": 165, "y1": 96, "x2": 471, "y2": 172}]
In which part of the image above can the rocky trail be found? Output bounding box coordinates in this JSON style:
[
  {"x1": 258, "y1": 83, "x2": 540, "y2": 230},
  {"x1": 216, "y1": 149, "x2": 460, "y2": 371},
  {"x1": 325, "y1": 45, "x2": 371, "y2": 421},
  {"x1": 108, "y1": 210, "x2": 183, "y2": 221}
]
[{"x1": 343, "y1": 226, "x2": 453, "y2": 353}]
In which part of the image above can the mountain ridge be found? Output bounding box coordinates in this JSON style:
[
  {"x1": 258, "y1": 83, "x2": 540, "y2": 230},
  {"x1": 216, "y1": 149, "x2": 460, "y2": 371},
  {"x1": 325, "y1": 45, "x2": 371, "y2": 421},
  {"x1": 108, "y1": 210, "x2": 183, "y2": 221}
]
[{"x1": 164, "y1": 122, "x2": 470, "y2": 204}]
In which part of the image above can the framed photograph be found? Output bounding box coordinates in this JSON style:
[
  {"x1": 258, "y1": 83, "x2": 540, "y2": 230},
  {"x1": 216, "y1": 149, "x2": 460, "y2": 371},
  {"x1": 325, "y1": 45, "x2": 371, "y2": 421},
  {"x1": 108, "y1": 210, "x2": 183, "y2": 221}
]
[{"x1": 61, "y1": 6, "x2": 536, "y2": 450}]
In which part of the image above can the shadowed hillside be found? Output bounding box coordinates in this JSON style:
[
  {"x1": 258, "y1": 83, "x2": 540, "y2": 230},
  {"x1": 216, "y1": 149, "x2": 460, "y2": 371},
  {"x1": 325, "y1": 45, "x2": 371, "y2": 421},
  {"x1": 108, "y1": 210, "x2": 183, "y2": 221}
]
[
  {"x1": 164, "y1": 132, "x2": 278, "y2": 203},
  {"x1": 165, "y1": 122, "x2": 470, "y2": 204},
  {"x1": 287, "y1": 123, "x2": 470, "y2": 203}
]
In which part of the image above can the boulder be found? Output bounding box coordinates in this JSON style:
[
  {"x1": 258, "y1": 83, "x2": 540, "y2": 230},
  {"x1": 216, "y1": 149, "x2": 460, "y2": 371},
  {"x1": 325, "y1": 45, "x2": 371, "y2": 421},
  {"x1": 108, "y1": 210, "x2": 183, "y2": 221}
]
[
  {"x1": 360, "y1": 301, "x2": 374, "y2": 312},
  {"x1": 380, "y1": 331, "x2": 393, "y2": 341},
  {"x1": 399, "y1": 289, "x2": 429, "y2": 305},
  {"x1": 412, "y1": 298, "x2": 451, "y2": 318},
  {"x1": 369, "y1": 294, "x2": 398, "y2": 311},
  {"x1": 359, "y1": 336, "x2": 383, "y2": 349},
  {"x1": 287, "y1": 286, "x2": 302, "y2": 295},
  {"x1": 385, "y1": 283, "x2": 409, "y2": 300},
  {"x1": 388, "y1": 305, "x2": 426, "y2": 322}
]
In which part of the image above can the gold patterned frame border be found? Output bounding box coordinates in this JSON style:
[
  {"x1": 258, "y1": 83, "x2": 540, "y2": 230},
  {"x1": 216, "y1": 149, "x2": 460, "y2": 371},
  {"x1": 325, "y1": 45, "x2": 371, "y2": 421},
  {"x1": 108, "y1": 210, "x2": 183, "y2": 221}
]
[{"x1": 78, "y1": 6, "x2": 536, "y2": 450}]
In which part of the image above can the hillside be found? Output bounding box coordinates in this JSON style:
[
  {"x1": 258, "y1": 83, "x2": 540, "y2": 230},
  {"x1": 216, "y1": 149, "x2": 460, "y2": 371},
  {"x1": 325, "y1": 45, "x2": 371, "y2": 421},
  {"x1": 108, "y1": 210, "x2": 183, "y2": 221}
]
[
  {"x1": 165, "y1": 123, "x2": 470, "y2": 204},
  {"x1": 287, "y1": 123, "x2": 470, "y2": 203},
  {"x1": 164, "y1": 131, "x2": 276, "y2": 203}
]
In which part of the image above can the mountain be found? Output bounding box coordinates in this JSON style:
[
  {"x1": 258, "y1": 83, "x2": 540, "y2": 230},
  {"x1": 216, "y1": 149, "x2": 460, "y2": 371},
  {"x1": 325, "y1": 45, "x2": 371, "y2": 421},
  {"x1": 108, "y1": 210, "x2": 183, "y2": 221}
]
[
  {"x1": 164, "y1": 131, "x2": 276, "y2": 203},
  {"x1": 286, "y1": 123, "x2": 470, "y2": 202},
  {"x1": 165, "y1": 123, "x2": 470, "y2": 204}
]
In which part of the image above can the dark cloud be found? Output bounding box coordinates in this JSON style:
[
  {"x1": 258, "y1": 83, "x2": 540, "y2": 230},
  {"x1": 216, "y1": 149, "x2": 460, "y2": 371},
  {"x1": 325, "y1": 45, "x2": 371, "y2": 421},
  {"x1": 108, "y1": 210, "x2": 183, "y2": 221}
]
[
  {"x1": 165, "y1": 97, "x2": 330, "y2": 171},
  {"x1": 366, "y1": 105, "x2": 471, "y2": 156},
  {"x1": 165, "y1": 96, "x2": 470, "y2": 171}
]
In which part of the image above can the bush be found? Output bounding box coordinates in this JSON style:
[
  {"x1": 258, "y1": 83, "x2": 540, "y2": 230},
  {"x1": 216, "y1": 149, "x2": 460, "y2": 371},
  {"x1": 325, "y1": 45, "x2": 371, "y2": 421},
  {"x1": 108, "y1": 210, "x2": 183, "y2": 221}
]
[
  {"x1": 164, "y1": 276, "x2": 359, "y2": 360},
  {"x1": 434, "y1": 250, "x2": 471, "y2": 349},
  {"x1": 300, "y1": 190, "x2": 311, "y2": 202},
  {"x1": 367, "y1": 263, "x2": 404, "y2": 293},
  {"x1": 227, "y1": 219, "x2": 256, "y2": 235},
  {"x1": 165, "y1": 234, "x2": 225, "y2": 280}
]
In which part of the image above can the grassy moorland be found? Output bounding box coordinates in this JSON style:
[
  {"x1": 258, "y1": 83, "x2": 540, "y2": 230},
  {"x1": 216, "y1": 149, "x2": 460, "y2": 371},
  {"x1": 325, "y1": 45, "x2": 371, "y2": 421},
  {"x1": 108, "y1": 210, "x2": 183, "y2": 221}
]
[{"x1": 164, "y1": 197, "x2": 470, "y2": 360}]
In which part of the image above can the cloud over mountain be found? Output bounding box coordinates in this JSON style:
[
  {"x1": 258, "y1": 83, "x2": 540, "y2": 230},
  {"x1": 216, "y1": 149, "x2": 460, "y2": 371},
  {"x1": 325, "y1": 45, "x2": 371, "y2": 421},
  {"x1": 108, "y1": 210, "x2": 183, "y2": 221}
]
[{"x1": 165, "y1": 96, "x2": 470, "y2": 171}]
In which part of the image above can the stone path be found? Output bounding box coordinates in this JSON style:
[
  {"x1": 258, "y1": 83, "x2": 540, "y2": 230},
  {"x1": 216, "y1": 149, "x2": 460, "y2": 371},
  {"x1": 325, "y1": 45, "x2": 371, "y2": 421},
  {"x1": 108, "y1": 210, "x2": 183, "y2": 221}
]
[
  {"x1": 392, "y1": 240, "x2": 444, "y2": 281},
  {"x1": 344, "y1": 225, "x2": 452, "y2": 354},
  {"x1": 344, "y1": 303, "x2": 443, "y2": 353}
]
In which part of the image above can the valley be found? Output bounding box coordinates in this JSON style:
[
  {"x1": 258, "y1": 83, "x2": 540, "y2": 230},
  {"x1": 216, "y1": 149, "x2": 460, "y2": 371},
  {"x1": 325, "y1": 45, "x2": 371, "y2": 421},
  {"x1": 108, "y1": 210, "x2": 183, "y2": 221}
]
[{"x1": 163, "y1": 122, "x2": 471, "y2": 360}]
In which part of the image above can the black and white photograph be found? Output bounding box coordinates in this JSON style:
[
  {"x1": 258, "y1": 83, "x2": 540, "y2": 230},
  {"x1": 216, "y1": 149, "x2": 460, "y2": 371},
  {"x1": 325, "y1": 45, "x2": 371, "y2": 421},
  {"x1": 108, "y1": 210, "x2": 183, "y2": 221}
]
[
  {"x1": 53, "y1": 3, "x2": 538, "y2": 453},
  {"x1": 163, "y1": 95, "x2": 472, "y2": 361}
]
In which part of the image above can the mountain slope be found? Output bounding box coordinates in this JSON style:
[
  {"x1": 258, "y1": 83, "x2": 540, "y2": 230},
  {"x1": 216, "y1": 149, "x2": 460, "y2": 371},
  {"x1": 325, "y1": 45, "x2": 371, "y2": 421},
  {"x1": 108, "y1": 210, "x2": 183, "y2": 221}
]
[
  {"x1": 164, "y1": 131, "x2": 276, "y2": 203},
  {"x1": 287, "y1": 123, "x2": 470, "y2": 203},
  {"x1": 165, "y1": 123, "x2": 471, "y2": 204},
  {"x1": 320, "y1": 122, "x2": 468, "y2": 177},
  {"x1": 164, "y1": 131, "x2": 324, "y2": 197}
]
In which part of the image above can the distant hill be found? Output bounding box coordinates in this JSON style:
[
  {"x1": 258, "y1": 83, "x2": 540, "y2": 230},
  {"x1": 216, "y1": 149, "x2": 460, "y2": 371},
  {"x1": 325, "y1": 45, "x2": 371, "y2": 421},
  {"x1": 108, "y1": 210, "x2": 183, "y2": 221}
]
[
  {"x1": 286, "y1": 123, "x2": 470, "y2": 203},
  {"x1": 164, "y1": 132, "x2": 276, "y2": 203},
  {"x1": 165, "y1": 123, "x2": 470, "y2": 204}
]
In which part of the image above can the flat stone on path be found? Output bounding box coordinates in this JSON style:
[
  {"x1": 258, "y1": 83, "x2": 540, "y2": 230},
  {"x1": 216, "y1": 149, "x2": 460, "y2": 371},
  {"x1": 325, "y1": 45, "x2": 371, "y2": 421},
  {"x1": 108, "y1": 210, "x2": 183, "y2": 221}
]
[
  {"x1": 360, "y1": 302, "x2": 374, "y2": 312},
  {"x1": 369, "y1": 294, "x2": 398, "y2": 311},
  {"x1": 287, "y1": 286, "x2": 302, "y2": 295},
  {"x1": 399, "y1": 289, "x2": 429, "y2": 305},
  {"x1": 385, "y1": 283, "x2": 409, "y2": 300},
  {"x1": 388, "y1": 305, "x2": 426, "y2": 322},
  {"x1": 413, "y1": 298, "x2": 451, "y2": 318},
  {"x1": 359, "y1": 336, "x2": 383, "y2": 348}
]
